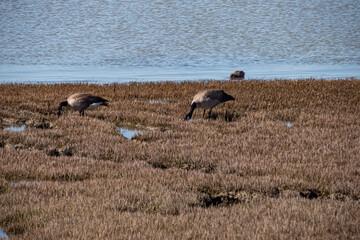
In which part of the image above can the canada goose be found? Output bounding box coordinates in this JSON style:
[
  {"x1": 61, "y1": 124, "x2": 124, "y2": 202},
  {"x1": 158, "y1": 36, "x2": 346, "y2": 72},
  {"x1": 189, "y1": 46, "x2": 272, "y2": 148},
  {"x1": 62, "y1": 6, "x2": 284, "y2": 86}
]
[
  {"x1": 184, "y1": 89, "x2": 235, "y2": 120},
  {"x1": 57, "y1": 93, "x2": 109, "y2": 117}
]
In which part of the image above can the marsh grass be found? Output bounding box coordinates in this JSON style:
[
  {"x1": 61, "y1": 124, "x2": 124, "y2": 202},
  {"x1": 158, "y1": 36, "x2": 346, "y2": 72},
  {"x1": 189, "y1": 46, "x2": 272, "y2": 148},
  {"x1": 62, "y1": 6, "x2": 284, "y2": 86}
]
[{"x1": 0, "y1": 79, "x2": 359, "y2": 239}]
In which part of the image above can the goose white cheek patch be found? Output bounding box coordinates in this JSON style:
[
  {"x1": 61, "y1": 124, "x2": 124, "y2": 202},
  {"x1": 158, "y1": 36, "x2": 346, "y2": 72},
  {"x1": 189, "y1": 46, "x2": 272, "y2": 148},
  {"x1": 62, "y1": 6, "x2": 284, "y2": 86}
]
[{"x1": 87, "y1": 102, "x2": 103, "y2": 109}]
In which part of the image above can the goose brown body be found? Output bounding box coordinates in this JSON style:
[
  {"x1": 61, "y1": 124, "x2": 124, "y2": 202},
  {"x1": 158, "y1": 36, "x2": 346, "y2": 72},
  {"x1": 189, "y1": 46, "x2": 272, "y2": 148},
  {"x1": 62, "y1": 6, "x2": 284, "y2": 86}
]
[
  {"x1": 57, "y1": 93, "x2": 108, "y2": 116},
  {"x1": 184, "y1": 89, "x2": 235, "y2": 120}
]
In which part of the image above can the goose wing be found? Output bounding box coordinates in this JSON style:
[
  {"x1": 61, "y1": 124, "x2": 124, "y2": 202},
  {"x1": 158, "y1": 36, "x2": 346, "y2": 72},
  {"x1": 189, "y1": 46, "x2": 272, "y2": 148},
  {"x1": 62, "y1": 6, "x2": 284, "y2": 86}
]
[
  {"x1": 68, "y1": 93, "x2": 108, "y2": 111},
  {"x1": 69, "y1": 93, "x2": 108, "y2": 104},
  {"x1": 193, "y1": 89, "x2": 225, "y2": 102}
]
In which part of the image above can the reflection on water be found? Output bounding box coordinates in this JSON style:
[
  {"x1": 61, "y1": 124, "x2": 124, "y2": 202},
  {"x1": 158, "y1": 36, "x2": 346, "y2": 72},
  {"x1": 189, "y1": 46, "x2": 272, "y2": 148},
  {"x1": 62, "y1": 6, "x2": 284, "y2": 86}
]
[
  {"x1": 0, "y1": 0, "x2": 359, "y2": 82},
  {"x1": 0, "y1": 228, "x2": 8, "y2": 239},
  {"x1": 118, "y1": 127, "x2": 141, "y2": 140},
  {"x1": 3, "y1": 125, "x2": 25, "y2": 132}
]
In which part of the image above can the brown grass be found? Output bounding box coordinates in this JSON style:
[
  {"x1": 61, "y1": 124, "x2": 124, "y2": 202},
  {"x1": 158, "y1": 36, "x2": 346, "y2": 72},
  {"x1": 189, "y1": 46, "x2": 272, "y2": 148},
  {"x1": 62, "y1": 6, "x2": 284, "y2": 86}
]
[{"x1": 0, "y1": 79, "x2": 359, "y2": 239}]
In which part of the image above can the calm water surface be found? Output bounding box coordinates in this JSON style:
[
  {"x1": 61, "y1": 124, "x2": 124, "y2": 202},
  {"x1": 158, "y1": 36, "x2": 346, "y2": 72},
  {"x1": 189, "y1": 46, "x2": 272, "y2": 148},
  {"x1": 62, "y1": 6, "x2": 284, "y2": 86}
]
[
  {"x1": 118, "y1": 127, "x2": 141, "y2": 139},
  {"x1": 1, "y1": 0, "x2": 359, "y2": 83},
  {"x1": 3, "y1": 125, "x2": 26, "y2": 132},
  {"x1": 0, "y1": 228, "x2": 8, "y2": 239}
]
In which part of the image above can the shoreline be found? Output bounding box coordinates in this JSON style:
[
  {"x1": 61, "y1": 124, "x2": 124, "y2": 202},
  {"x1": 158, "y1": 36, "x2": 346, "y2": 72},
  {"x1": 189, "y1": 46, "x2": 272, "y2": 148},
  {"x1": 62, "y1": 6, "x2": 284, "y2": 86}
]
[{"x1": 1, "y1": 64, "x2": 360, "y2": 84}]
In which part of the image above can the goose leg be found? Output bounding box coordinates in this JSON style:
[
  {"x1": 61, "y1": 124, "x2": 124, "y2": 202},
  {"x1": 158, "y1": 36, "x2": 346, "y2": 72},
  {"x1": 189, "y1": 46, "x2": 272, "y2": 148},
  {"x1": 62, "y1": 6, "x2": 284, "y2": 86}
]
[
  {"x1": 202, "y1": 109, "x2": 206, "y2": 119},
  {"x1": 208, "y1": 108, "x2": 212, "y2": 118}
]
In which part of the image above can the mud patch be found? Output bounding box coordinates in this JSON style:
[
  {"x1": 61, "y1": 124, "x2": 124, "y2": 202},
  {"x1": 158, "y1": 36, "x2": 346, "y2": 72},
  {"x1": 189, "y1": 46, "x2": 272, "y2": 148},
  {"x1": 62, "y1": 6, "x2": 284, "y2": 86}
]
[
  {"x1": 0, "y1": 211, "x2": 27, "y2": 235},
  {"x1": 147, "y1": 157, "x2": 215, "y2": 173},
  {"x1": 206, "y1": 110, "x2": 239, "y2": 122},
  {"x1": 1, "y1": 117, "x2": 52, "y2": 130},
  {"x1": 198, "y1": 185, "x2": 280, "y2": 207},
  {"x1": 328, "y1": 192, "x2": 358, "y2": 201},
  {"x1": 51, "y1": 172, "x2": 91, "y2": 182},
  {"x1": 45, "y1": 147, "x2": 60, "y2": 157},
  {"x1": 299, "y1": 189, "x2": 321, "y2": 199},
  {"x1": 279, "y1": 190, "x2": 301, "y2": 199},
  {"x1": 25, "y1": 119, "x2": 52, "y2": 129},
  {"x1": 58, "y1": 146, "x2": 73, "y2": 157},
  {"x1": 200, "y1": 191, "x2": 256, "y2": 207},
  {"x1": 0, "y1": 180, "x2": 10, "y2": 194},
  {"x1": 148, "y1": 160, "x2": 169, "y2": 170}
]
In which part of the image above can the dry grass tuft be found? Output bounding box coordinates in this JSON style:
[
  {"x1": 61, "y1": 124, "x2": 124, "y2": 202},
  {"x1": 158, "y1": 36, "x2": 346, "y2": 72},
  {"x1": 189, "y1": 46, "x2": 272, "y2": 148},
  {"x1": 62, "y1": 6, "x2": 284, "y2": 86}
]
[{"x1": 0, "y1": 79, "x2": 359, "y2": 239}]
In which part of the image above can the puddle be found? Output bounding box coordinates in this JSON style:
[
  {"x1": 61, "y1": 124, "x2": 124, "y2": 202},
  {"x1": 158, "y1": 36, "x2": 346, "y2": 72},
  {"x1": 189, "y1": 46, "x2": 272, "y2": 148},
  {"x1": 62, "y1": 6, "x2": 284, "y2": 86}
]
[
  {"x1": 0, "y1": 228, "x2": 8, "y2": 239},
  {"x1": 10, "y1": 180, "x2": 40, "y2": 188},
  {"x1": 134, "y1": 98, "x2": 177, "y2": 105},
  {"x1": 149, "y1": 98, "x2": 169, "y2": 104},
  {"x1": 279, "y1": 121, "x2": 293, "y2": 127},
  {"x1": 3, "y1": 125, "x2": 25, "y2": 132},
  {"x1": 118, "y1": 127, "x2": 142, "y2": 140},
  {"x1": 284, "y1": 122, "x2": 293, "y2": 127}
]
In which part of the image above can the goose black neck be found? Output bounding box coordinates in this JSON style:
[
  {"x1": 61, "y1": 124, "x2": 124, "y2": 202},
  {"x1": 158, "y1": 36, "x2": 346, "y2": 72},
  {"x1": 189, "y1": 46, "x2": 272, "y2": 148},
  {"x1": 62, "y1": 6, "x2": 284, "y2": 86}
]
[
  {"x1": 222, "y1": 93, "x2": 235, "y2": 102},
  {"x1": 184, "y1": 102, "x2": 196, "y2": 120},
  {"x1": 57, "y1": 101, "x2": 68, "y2": 116},
  {"x1": 60, "y1": 101, "x2": 68, "y2": 107}
]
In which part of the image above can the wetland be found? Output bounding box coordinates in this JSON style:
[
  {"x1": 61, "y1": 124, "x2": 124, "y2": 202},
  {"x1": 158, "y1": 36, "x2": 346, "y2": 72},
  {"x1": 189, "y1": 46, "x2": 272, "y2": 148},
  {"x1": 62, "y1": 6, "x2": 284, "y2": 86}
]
[{"x1": 0, "y1": 79, "x2": 359, "y2": 239}]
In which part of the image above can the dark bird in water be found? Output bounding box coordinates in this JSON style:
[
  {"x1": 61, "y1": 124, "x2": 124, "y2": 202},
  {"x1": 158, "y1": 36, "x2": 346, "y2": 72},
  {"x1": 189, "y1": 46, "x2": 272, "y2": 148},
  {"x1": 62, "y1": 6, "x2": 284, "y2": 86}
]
[
  {"x1": 184, "y1": 89, "x2": 235, "y2": 120},
  {"x1": 230, "y1": 70, "x2": 245, "y2": 80},
  {"x1": 57, "y1": 93, "x2": 109, "y2": 117}
]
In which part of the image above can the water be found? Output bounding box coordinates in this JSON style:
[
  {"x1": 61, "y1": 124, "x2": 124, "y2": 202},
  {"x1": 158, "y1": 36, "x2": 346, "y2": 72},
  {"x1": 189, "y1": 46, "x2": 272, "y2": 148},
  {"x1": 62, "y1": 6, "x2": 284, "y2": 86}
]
[
  {"x1": 149, "y1": 98, "x2": 170, "y2": 104},
  {"x1": 0, "y1": 228, "x2": 8, "y2": 239},
  {"x1": 134, "y1": 98, "x2": 169, "y2": 104},
  {"x1": 1, "y1": 0, "x2": 359, "y2": 83},
  {"x1": 3, "y1": 125, "x2": 26, "y2": 132},
  {"x1": 283, "y1": 122, "x2": 293, "y2": 127},
  {"x1": 10, "y1": 180, "x2": 40, "y2": 187},
  {"x1": 118, "y1": 127, "x2": 141, "y2": 140}
]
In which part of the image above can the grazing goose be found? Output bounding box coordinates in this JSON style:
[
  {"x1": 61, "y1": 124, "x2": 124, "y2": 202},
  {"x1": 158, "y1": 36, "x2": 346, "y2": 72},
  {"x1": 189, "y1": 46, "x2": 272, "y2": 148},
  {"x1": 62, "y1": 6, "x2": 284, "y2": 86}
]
[
  {"x1": 184, "y1": 89, "x2": 235, "y2": 120},
  {"x1": 57, "y1": 93, "x2": 109, "y2": 117}
]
